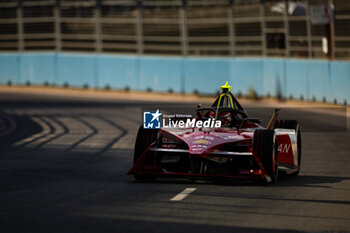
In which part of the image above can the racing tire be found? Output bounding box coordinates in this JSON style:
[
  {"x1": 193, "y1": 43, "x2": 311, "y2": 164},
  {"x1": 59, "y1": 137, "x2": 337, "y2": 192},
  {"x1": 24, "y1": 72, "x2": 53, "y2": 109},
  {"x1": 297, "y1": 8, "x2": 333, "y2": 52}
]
[
  {"x1": 253, "y1": 129, "x2": 278, "y2": 184},
  {"x1": 133, "y1": 126, "x2": 158, "y2": 181},
  {"x1": 274, "y1": 120, "x2": 301, "y2": 176}
]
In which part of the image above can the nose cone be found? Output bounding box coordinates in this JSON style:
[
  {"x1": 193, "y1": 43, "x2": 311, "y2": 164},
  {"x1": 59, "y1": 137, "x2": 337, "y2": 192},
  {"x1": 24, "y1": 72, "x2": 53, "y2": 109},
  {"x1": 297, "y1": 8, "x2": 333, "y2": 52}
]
[
  {"x1": 181, "y1": 132, "x2": 228, "y2": 154},
  {"x1": 177, "y1": 130, "x2": 251, "y2": 154}
]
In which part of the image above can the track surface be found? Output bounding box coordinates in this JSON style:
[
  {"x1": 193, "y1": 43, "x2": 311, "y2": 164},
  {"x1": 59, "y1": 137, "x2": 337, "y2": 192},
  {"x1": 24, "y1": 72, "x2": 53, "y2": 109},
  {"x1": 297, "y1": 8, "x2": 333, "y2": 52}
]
[{"x1": 0, "y1": 92, "x2": 350, "y2": 233}]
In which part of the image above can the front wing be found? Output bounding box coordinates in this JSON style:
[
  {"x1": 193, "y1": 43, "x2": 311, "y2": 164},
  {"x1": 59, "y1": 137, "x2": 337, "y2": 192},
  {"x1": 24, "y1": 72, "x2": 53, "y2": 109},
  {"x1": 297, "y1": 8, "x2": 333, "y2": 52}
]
[{"x1": 128, "y1": 144, "x2": 274, "y2": 182}]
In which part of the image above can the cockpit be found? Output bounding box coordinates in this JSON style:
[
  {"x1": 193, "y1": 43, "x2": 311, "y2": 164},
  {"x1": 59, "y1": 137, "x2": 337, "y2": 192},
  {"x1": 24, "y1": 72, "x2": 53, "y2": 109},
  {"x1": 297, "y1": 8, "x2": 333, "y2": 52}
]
[{"x1": 196, "y1": 82, "x2": 261, "y2": 128}]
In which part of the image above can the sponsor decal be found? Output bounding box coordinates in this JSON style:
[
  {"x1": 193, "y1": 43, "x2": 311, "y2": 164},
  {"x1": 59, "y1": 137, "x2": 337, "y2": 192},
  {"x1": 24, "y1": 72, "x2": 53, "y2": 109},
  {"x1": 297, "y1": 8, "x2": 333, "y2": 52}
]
[
  {"x1": 278, "y1": 144, "x2": 291, "y2": 153},
  {"x1": 223, "y1": 135, "x2": 245, "y2": 140},
  {"x1": 192, "y1": 148, "x2": 205, "y2": 151},
  {"x1": 193, "y1": 139, "x2": 211, "y2": 145},
  {"x1": 192, "y1": 144, "x2": 208, "y2": 148},
  {"x1": 195, "y1": 135, "x2": 215, "y2": 140}
]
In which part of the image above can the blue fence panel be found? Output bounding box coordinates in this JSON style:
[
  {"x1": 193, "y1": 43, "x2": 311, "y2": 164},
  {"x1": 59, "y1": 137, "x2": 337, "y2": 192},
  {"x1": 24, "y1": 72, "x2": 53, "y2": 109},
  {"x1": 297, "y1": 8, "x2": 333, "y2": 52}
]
[
  {"x1": 98, "y1": 55, "x2": 137, "y2": 90},
  {"x1": 262, "y1": 59, "x2": 285, "y2": 97},
  {"x1": 230, "y1": 58, "x2": 263, "y2": 95},
  {"x1": 56, "y1": 53, "x2": 97, "y2": 88},
  {"x1": 20, "y1": 53, "x2": 55, "y2": 85},
  {"x1": 307, "y1": 60, "x2": 331, "y2": 102},
  {"x1": 0, "y1": 53, "x2": 19, "y2": 84},
  {"x1": 185, "y1": 57, "x2": 230, "y2": 94},
  {"x1": 330, "y1": 61, "x2": 350, "y2": 104},
  {"x1": 139, "y1": 56, "x2": 182, "y2": 92},
  {"x1": 285, "y1": 59, "x2": 309, "y2": 100}
]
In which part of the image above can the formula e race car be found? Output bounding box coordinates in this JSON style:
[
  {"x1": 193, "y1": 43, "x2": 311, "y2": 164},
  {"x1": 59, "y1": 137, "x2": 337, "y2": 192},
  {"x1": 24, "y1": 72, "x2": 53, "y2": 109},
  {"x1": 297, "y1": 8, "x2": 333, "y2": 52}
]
[{"x1": 128, "y1": 82, "x2": 301, "y2": 183}]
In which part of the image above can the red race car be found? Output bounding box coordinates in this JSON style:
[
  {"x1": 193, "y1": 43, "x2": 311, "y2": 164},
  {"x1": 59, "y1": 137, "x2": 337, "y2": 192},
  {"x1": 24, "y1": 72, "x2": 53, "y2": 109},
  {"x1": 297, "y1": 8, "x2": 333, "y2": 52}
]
[{"x1": 128, "y1": 82, "x2": 301, "y2": 184}]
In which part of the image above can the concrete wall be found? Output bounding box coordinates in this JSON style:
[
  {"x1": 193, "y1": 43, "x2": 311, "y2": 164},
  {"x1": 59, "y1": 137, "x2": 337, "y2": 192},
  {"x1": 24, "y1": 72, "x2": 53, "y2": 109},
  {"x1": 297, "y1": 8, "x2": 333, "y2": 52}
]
[{"x1": 0, "y1": 52, "x2": 349, "y2": 104}]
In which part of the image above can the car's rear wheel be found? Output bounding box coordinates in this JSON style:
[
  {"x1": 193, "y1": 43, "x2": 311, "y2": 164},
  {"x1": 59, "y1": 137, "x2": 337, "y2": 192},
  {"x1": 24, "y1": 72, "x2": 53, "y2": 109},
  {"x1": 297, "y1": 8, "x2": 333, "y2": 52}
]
[
  {"x1": 274, "y1": 120, "x2": 301, "y2": 175},
  {"x1": 133, "y1": 126, "x2": 158, "y2": 181},
  {"x1": 253, "y1": 129, "x2": 278, "y2": 183}
]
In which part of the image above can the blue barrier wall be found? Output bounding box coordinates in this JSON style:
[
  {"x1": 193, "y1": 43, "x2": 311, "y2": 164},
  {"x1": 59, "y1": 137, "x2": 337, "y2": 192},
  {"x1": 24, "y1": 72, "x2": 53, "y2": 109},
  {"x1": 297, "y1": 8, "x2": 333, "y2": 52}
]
[
  {"x1": 140, "y1": 56, "x2": 183, "y2": 92},
  {"x1": 20, "y1": 53, "x2": 56, "y2": 85},
  {"x1": 0, "y1": 52, "x2": 349, "y2": 104},
  {"x1": 184, "y1": 57, "x2": 230, "y2": 94},
  {"x1": 230, "y1": 58, "x2": 264, "y2": 96},
  {"x1": 98, "y1": 55, "x2": 138, "y2": 90},
  {"x1": 0, "y1": 54, "x2": 20, "y2": 84}
]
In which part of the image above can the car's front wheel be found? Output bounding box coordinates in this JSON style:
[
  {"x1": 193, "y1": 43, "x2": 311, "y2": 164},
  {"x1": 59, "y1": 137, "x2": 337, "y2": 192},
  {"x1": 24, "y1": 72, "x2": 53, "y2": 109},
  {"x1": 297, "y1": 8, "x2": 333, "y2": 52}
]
[
  {"x1": 253, "y1": 129, "x2": 278, "y2": 183},
  {"x1": 133, "y1": 126, "x2": 158, "y2": 181}
]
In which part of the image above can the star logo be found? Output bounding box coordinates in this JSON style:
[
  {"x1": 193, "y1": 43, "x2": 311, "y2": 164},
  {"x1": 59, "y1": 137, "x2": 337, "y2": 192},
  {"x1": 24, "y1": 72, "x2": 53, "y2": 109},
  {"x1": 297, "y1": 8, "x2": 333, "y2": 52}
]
[{"x1": 150, "y1": 109, "x2": 161, "y2": 122}]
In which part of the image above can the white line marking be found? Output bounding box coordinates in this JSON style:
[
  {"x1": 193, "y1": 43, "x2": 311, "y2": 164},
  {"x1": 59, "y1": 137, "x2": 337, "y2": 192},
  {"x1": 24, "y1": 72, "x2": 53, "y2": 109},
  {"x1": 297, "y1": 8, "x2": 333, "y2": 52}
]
[{"x1": 170, "y1": 188, "x2": 197, "y2": 201}]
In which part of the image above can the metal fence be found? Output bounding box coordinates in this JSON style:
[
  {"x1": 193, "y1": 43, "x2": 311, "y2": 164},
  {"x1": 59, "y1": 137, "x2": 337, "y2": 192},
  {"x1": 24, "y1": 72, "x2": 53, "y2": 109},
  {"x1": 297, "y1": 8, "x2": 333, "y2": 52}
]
[{"x1": 0, "y1": 0, "x2": 349, "y2": 60}]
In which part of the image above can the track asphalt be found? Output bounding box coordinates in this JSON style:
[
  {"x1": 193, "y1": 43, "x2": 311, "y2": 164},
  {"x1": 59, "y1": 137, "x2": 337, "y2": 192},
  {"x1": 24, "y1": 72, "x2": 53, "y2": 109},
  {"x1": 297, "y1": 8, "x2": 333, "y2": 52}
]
[{"x1": 0, "y1": 91, "x2": 349, "y2": 233}]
